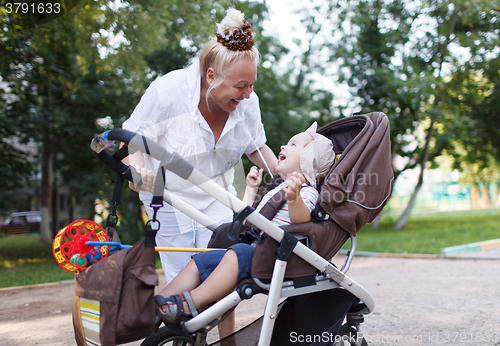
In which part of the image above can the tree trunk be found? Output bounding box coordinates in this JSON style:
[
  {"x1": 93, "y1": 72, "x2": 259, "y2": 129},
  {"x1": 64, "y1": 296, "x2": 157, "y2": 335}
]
[
  {"x1": 52, "y1": 181, "x2": 59, "y2": 237},
  {"x1": 481, "y1": 184, "x2": 489, "y2": 208},
  {"x1": 392, "y1": 118, "x2": 434, "y2": 229},
  {"x1": 392, "y1": 169, "x2": 424, "y2": 229},
  {"x1": 470, "y1": 185, "x2": 479, "y2": 209},
  {"x1": 39, "y1": 133, "x2": 53, "y2": 244}
]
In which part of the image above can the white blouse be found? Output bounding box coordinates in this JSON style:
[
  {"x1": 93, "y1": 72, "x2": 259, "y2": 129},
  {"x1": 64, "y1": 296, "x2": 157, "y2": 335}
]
[{"x1": 123, "y1": 60, "x2": 267, "y2": 210}]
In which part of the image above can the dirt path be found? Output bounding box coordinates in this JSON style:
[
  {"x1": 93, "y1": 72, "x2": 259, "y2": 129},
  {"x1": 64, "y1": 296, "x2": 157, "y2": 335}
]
[{"x1": 1, "y1": 254, "x2": 499, "y2": 346}]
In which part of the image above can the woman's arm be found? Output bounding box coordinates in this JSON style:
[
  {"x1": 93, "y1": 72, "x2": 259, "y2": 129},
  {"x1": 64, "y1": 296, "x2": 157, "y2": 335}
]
[
  {"x1": 247, "y1": 145, "x2": 278, "y2": 175},
  {"x1": 122, "y1": 149, "x2": 156, "y2": 192}
]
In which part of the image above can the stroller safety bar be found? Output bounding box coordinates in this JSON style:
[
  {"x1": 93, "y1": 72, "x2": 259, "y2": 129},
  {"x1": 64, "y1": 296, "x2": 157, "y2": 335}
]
[
  {"x1": 154, "y1": 247, "x2": 220, "y2": 253},
  {"x1": 90, "y1": 129, "x2": 375, "y2": 316}
]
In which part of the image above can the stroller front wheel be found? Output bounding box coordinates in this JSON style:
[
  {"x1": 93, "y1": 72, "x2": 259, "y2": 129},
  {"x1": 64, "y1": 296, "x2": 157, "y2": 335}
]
[
  {"x1": 334, "y1": 325, "x2": 368, "y2": 346},
  {"x1": 140, "y1": 326, "x2": 203, "y2": 346}
]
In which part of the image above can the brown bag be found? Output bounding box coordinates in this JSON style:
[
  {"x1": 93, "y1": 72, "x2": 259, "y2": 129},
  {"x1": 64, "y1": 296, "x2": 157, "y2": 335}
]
[{"x1": 72, "y1": 230, "x2": 159, "y2": 346}]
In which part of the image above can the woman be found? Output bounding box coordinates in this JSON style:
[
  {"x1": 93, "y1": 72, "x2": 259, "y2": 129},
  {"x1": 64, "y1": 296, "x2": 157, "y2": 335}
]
[{"x1": 122, "y1": 8, "x2": 277, "y2": 286}]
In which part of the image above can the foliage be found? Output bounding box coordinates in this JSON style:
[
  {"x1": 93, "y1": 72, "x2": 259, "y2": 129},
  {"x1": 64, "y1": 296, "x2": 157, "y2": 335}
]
[
  {"x1": 310, "y1": 0, "x2": 500, "y2": 227},
  {"x1": 0, "y1": 0, "x2": 243, "y2": 241},
  {"x1": 0, "y1": 1, "x2": 142, "y2": 240}
]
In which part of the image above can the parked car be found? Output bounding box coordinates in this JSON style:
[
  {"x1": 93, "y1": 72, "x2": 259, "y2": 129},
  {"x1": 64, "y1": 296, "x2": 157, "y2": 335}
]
[{"x1": 0, "y1": 211, "x2": 42, "y2": 235}]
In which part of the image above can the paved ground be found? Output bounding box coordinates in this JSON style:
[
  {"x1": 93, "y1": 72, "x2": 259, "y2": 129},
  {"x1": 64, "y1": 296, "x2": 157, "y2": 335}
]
[
  {"x1": 350, "y1": 248, "x2": 500, "y2": 346},
  {"x1": 0, "y1": 247, "x2": 499, "y2": 346}
]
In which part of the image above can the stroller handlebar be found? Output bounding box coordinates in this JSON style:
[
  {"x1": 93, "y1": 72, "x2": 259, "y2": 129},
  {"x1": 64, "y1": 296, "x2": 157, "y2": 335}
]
[{"x1": 90, "y1": 129, "x2": 195, "y2": 187}]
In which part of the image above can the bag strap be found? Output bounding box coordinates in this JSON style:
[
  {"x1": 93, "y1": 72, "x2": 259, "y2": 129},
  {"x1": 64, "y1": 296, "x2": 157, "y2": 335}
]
[
  {"x1": 145, "y1": 165, "x2": 166, "y2": 248},
  {"x1": 104, "y1": 166, "x2": 164, "y2": 247},
  {"x1": 105, "y1": 173, "x2": 125, "y2": 240}
]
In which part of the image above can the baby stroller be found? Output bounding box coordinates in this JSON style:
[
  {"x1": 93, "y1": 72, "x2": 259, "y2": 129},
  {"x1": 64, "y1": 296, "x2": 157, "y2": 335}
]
[{"x1": 90, "y1": 112, "x2": 393, "y2": 346}]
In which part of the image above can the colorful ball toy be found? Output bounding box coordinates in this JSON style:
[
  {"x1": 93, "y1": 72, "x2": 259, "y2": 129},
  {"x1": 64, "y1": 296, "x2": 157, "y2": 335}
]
[{"x1": 52, "y1": 220, "x2": 109, "y2": 273}]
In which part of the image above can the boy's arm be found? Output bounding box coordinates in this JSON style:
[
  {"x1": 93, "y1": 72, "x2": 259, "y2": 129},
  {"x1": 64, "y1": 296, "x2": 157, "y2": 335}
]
[
  {"x1": 282, "y1": 173, "x2": 312, "y2": 224},
  {"x1": 287, "y1": 198, "x2": 312, "y2": 224},
  {"x1": 243, "y1": 167, "x2": 263, "y2": 205},
  {"x1": 243, "y1": 185, "x2": 258, "y2": 206}
]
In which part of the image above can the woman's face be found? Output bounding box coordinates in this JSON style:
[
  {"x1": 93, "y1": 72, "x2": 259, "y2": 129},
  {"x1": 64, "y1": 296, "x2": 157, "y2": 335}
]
[
  {"x1": 207, "y1": 58, "x2": 257, "y2": 113},
  {"x1": 275, "y1": 132, "x2": 313, "y2": 179}
]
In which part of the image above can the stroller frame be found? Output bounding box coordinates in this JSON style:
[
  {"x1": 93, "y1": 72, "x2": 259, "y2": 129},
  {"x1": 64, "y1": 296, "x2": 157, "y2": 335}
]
[{"x1": 91, "y1": 114, "x2": 389, "y2": 345}]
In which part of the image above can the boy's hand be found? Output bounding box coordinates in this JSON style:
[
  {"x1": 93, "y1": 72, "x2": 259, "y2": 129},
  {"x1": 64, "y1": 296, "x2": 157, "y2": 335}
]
[
  {"x1": 282, "y1": 172, "x2": 306, "y2": 202},
  {"x1": 246, "y1": 166, "x2": 263, "y2": 188}
]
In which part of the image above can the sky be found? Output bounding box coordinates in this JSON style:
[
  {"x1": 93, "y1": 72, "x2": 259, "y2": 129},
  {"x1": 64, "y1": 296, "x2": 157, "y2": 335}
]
[{"x1": 264, "y1": 1, "x2": 359, "y2": 116}]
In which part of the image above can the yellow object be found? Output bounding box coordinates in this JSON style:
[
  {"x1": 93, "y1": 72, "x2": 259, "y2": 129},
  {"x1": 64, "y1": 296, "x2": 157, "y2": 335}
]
[
  {"x1": 75, "y1": 297, "x2": 101, "y2": 345},
  {"x1": 154, "y1": 247, "x2": 221, "y2": 253}
]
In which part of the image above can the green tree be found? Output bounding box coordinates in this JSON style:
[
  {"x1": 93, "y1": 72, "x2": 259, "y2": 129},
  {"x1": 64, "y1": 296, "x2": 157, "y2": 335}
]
[
  {"x1": 326, "y1": 0, "x2": 500, "y2": 228},
  {"x1": 0, "y1": 1, "x2": 144, "y2": 242}
]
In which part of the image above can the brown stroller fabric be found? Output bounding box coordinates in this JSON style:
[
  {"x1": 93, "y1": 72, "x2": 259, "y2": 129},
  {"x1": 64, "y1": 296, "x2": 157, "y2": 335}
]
[
  {"x1": 72, "y1": 232, "x2": 159, "y2": 346},
  {"x1": 250, "y1": 112, "x2": 393, "y2": 280},
  {"x1": 318, "y1": 112, "x2": 393, "y2": 234}
]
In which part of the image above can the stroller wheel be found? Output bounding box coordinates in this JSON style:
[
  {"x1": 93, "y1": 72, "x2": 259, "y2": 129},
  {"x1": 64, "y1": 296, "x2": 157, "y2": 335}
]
[
  {"x1": 334, "y1": 325, "x2": 368, "y2": 346},
  {"x1": 141, "y1": 326, "x2": 202, "y2": 346}
]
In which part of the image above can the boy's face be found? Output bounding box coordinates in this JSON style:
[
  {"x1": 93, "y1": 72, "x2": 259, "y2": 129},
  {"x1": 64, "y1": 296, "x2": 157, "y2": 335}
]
[{"x1": 275, "y1": 132, "x2": 312, "y2": 179}]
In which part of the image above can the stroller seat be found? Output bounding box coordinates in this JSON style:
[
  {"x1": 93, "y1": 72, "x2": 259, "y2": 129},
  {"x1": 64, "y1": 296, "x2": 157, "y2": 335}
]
[{"x1": 249, "y1": 112, "x2": 393, "y2": 281}]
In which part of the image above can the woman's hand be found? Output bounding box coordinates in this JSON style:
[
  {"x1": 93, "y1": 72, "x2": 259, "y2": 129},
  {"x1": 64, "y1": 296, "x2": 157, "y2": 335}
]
[
  {"x1": 282, "y1": 172, "x2": 306, "y2": 202},
  {"x1": 128, "y1": 165, "x2": 156, "y2": 192}
]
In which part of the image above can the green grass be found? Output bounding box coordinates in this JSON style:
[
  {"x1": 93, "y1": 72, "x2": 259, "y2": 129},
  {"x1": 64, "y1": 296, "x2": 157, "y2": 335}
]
[
  {"x1": 0, "y1": 234, "x2": 75, "y2": 288},
  {"x1": 353, "y1": 209, "x2": 500, "y2": 254},
  {"x1": 1, "y1": 209, "x2": 500, "y2": 288},
  {"x1": 0, "y1": 233, "x2": 162, "y2": 289}
]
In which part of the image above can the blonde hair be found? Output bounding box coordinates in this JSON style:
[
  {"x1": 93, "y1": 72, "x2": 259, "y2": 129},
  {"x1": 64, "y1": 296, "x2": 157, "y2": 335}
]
[{"x1": 197, "y1": 8, "x2": 260, "y2": 104}]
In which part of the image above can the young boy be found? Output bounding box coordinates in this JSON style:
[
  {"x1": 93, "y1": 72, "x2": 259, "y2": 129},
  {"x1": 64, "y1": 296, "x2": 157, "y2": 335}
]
[{"x1": 155, "y1": 122, "x2": 335, "y2": 324}]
